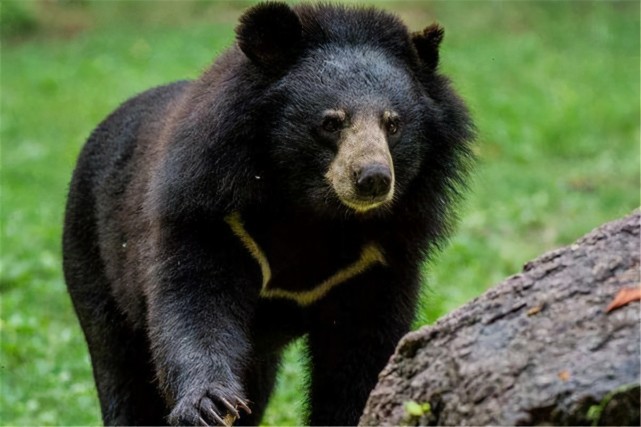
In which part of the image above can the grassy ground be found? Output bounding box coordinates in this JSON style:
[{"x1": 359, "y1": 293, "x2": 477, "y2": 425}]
[{"x1": 1, "y1": 1, "x2": 639, "y2": 425}]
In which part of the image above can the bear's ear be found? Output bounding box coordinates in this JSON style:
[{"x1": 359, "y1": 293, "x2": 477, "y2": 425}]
[
  {"x1": 411, "y1": 24, "x2": 444, "y2": 71},
  {"x1": 236, "y1": 2, "x2": 302, "y2": 70}
]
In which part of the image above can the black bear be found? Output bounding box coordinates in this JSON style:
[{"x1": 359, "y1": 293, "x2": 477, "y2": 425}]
[{"x1": 63, "y1": 2, "x2": 473, "y2": 426}]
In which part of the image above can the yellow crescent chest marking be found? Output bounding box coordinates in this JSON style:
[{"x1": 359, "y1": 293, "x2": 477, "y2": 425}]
[
  {"x1": 260, "y1": 242, "x2": 386, "y2": 306},
  {"x1": 224, "y1": 212, "x2": 272, "y2": 288},
  {"x1": 223, "y1": 212, "x2": 386, "y2": 306}
]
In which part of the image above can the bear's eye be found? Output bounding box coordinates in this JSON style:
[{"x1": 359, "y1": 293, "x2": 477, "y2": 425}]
[
  {"x1": 322, "y1": 116, "x2": 344, "y2": 133},
  {"x1": 384, "y1": 113, "x2": 401, "y2": 137},
  {"x1": 386, "y1": 120, "x2": 399, "y2": 135},
  {"x1": 320, "y1": 110, "x2": 347, "y2": 135}
]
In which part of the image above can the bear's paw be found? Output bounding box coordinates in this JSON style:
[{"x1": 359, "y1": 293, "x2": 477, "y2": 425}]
[{"x1": 168, "y1": 383, "x2": 251, "y2": 426}]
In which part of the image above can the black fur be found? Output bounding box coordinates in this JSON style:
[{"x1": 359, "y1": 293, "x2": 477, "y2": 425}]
[
  {"x1": 63, "y1": 3, "x2": 474, "y2": 426},
  {"x1": 236, "y1": 2, "x2": 302, "y2": 71}
]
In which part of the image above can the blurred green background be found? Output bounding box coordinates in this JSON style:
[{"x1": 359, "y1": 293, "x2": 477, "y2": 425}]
[{"x1": 1, "y1": 0, "x2": 639, "y2": 425}]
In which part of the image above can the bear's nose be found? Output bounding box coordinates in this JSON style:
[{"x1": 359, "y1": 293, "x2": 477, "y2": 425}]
[{"x1": 355, "y1": 164, "x2": 392, "y2": 199}]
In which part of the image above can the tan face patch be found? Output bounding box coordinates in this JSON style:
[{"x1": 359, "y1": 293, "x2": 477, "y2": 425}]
[{"x1": 325, "y1": 112, "x2": 395, "y2": 212}]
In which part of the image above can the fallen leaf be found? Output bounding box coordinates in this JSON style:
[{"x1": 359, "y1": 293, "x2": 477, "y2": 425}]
[
  {"x1": 558, "y1": 370, "x2": 571, "y2": 381},
  {"x1": 223, "y1": 413, "x2": 237, "y2": 427},
  {"x1": 527, "y1": 304, "x2": 544, "y2": 316},
  {"x1": 606, "y1": 286, "x2": 641, "y2": 313}
]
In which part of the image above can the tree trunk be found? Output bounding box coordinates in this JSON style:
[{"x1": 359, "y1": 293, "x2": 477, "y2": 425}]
[{"x1": 360, "y1": 212, "x2": 640, "y2": 426}]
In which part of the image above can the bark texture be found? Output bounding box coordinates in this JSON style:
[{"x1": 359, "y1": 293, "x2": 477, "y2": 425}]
[{"x1": 360, "y1": 212, "x2": 640, "y2": 426}]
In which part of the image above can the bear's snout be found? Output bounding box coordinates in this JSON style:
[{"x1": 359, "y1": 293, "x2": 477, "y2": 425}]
[
  {"x1": 355, "y1": 163, "x2": 392, "y2": 200},
  {"x1": 324, "y1": 118, "x2": 396, "y2": 212}
]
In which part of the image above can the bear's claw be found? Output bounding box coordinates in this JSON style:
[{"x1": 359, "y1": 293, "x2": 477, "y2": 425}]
[
  {"x1": 236, "y1": 398, "x2": 252, "y2": 415},
  {"x1": 169, "y1": 385, "x2": 251, "y2": 426},
  {"x1": 219, "y1": 397, "x2": 241, "y2": 419}
]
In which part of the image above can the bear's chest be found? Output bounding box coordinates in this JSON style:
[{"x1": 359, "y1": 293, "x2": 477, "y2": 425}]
[{"x1": 225, "y1": 212, "x2": 386, "y2": 306}]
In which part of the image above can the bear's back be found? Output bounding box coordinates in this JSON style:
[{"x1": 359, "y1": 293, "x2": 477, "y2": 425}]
[{"x1": 76, "y1": 81, "x2": 190, "y2": 195}]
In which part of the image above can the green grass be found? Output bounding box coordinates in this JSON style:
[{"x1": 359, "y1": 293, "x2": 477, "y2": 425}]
[{"x1": 1, "y1": 1, "x2": 639, "y2": 425}]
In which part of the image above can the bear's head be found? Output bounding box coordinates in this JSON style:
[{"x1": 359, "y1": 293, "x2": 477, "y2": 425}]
[{"x1": 235, "y1": 2, "x2": 471, "y2": 219}]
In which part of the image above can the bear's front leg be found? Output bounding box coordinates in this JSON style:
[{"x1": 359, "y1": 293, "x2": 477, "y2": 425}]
[
  {"x1": 146, "y1": 220, "x2": 259, "y2": 426},
  {"x1": 307, "y1": 267, "x2": 420, "y2": 426}
]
